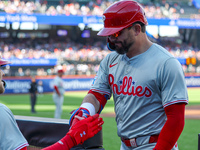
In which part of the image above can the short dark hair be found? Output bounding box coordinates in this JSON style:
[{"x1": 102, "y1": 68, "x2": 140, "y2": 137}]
[{"x1": 131, "y1": 21, "x2": 146, "y2": 33}]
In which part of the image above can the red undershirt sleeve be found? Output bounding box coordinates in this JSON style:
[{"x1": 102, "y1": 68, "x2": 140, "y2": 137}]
[
  {"x1": 20, "y1": 134, "x2": 74, "y2": 150},
  {"x1": 42, "y1": 134, "x2": 74, "y2": 150},
  {"x1": 20, "y1": 147, "x2": 27, "y2": 150},
  {"x1": 153, "y1": 103, "x2": 185, "y2": 150},
  {"x1": 54, "y1": 85, "x2": 60, "y2": 95}
]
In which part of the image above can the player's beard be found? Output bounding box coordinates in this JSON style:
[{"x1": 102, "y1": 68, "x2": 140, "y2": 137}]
[
  {"x1": 0, "y1": 80, "x2": 5, "y2": 94},
  {"x1": 114, "y1": 39, "x2": 133, "y2": 55}
]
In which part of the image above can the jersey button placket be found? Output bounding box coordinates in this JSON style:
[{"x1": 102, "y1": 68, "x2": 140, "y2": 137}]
[
  {"x1": 125, "y1": 61, "x2": 131, "y2": 75},
  {"x1": 118, "y1": 59, "x2": 128, "y2": 122}
]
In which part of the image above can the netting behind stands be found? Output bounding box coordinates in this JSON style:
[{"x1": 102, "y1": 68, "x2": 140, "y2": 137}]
[{"x1": 15, "y1": 116, "x2": 104, "y2": 150}]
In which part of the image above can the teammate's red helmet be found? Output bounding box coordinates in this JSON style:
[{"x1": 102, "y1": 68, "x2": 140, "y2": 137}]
[
  {"x1": 97, "y1": 0, "x2": 148, "y2": 36},
  {"x1": 0, "y1": 59, "x2": 10, "y2": 66},
  {"x1": 57, "y1": 68, "x2": 64, "y2": 73}
]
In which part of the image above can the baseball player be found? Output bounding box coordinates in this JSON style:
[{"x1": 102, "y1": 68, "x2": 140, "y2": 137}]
[
  {"x1": 29, "y1": 76, "x2": 38, "y2": 113},
  {"x1": 69, "y1": 1, "x2": 188, "y2": 150},
  {"x1": 0, "y1": 59, "x2": 29, "y2": 150},
  {"x1": 0, "y1": 58, "x2": 104, "y2": 150},
  {"x1": 52, "y1": 67, "x2": 65, "y2": 118}
]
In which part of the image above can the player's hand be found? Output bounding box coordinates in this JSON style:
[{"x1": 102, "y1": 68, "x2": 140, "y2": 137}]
[
  {"x1": 67, "y1": 114, "x2": 104, "y2": 145},
  {"x1": 69, "y1": 107, "x2": 90, "y2": 127}
]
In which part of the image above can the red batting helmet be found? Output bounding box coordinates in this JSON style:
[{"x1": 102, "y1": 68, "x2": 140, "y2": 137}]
[
  {"x1": 97, "y1": 0, "x2": 148, "y2": 36},
  {"x1": 0, "y1": 59, "x2": 10, "y2": 66},
  {"x1": 57, "y1": 68, "x2": 64, "y2": 73}
]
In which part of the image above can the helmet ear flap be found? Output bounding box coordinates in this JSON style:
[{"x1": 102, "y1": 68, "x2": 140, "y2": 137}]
[
  {"x1": 2, "y1": 80, "x2": 6, "y2": 88},
  {"x1": 107, "y1": 37, "x2": 116, "y2": 51}
]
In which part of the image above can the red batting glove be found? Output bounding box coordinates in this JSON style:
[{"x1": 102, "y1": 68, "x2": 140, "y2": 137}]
[
  {"x1": 69, "y1": 108, "x2": 90, "y2": 127},
  {"x1": 71, "y1": 111, "x2": 83, "y2": 127},
  {"x1": 67, "y1": 114, "x2": 104, "y2": 145}
]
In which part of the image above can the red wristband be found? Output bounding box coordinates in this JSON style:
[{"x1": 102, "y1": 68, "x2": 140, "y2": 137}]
[{"x1": 88, "y1": 90, "x2": 109, "y2": 113}]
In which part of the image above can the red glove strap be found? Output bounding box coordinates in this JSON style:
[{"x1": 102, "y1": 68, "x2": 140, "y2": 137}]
[
  {"x1": 154, "y1": 103, "x2": 185, "y2": 150},
  {"x1": 71, "y1": 111, "x2": 83, "y2": 127}
]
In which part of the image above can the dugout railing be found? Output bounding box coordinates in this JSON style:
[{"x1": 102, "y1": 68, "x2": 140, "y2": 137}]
[
  {"x1": 15, "y1": 115, "x2": 104, "y2": 150},
  {"x1": 199, "y1": 133, "x2": 200, "y2": 150}
]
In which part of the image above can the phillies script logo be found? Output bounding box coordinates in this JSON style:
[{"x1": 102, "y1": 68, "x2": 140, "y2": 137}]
[{"x1": 108, "y1": 74, "x2": 152, "y2": 97}]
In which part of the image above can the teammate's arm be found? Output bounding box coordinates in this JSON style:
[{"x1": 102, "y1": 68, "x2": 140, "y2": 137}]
[
  {"x1": 42, "y1": 114, "x2": 103, "y2": 150},
  {"x1": 153, "y1": 103, "x2": 185, "y2": 150},
  {"x1": 19, "y1": 114, "x2": 103, "y2": 150}
]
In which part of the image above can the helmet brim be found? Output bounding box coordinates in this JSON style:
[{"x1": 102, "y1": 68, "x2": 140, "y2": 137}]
[
  {"x1": 97, "y1": 27, "x2": 124, "y2": 36},
  {"x1": 58, "y1": 70, "x2": 64, "y2": 73},
  {"x1": 0, "y1": 60, "x2": 11, "y2": 66}
]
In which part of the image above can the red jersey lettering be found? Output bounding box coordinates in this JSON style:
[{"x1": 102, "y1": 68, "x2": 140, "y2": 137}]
[{"x1": 108, "y1": 74, "x2": 152, "y2": 97}]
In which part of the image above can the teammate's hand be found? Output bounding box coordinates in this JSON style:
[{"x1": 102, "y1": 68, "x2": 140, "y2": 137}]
[
  {"x1": 69, "y1": 107, "x2": 90, "y2": 126},
  {"x1": 67, "y1": 114, "x2": 104, "y2": 145}
]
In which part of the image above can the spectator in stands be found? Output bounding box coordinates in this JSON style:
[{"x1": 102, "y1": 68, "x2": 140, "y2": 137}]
[
  {"x1": 24, "y1": 68, "x2": 31, "y2": 76},
  {"x1": 16, "y1": 67, "x2": 25, "y2": 76},
  {"x1": 29, "y1": 76, "x2": 38, "y2": 113},
  {"x1": 1, "y1": 0, "x2": 199, "y2": 19},
  {"x1": 1, "y1": 36, "x2": 200, "y2": 75},
  {"x1": 0, "y1": 57, "x2": 104, "y2": 150}
]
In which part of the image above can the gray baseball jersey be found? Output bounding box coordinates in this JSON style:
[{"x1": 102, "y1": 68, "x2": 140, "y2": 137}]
[
  {"x1": 53, "y1": 76, "x2": 65, "y2": 96},
  {"x1": 91, "y1": 43, "x2": 188, "y2": 139},
  {"x1": 0, "y1": 103, "x2": 28, "y2": 150}
]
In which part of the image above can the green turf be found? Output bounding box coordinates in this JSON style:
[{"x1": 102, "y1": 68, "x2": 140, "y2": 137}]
[
  {"x1": 178, "y1": 119, "x2": 200, "y2": 150},
  {"x1": 187, "y1": 88, "x2": 200, "y2": 105},
  {"x1": 0, "y1": 88, "x2": 199, "y2": 150}
]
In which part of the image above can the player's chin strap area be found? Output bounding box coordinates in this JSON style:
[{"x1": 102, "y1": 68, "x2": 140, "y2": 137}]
[{"x1": 107, "y1": 37, "x2": 116, "y2": 51}]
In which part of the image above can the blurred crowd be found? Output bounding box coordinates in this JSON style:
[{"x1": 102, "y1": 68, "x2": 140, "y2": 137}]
[
  {"x1": 0, "y1": 0, "x2": 200, "y2": 76},
  {"x1": 0, "y1": 0, "x2": 200, "y2": 19},
  {"x1": 1, "y1": 38, "x2": 108, "y2": 60},
  {"x1": 0, "y1": 38, "x2": 109, "y2": 76},
  {"x1": 164, "y1": 44, "x2": 200, "y2": 73},
  {"x1": 0, "y1": 37, "x2": 200, "y2": 76}
]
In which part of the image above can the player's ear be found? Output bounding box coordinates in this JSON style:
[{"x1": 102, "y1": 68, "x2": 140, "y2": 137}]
[
  {"x1": 107, "y1": 37, "x2": 116, "y2": 51},
  {"x1": 2, "y1": 80, "x2": 6, "y2": 88},
  {"x1": 133, "y1": 24, "x2": 141, "y2": 35}
]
